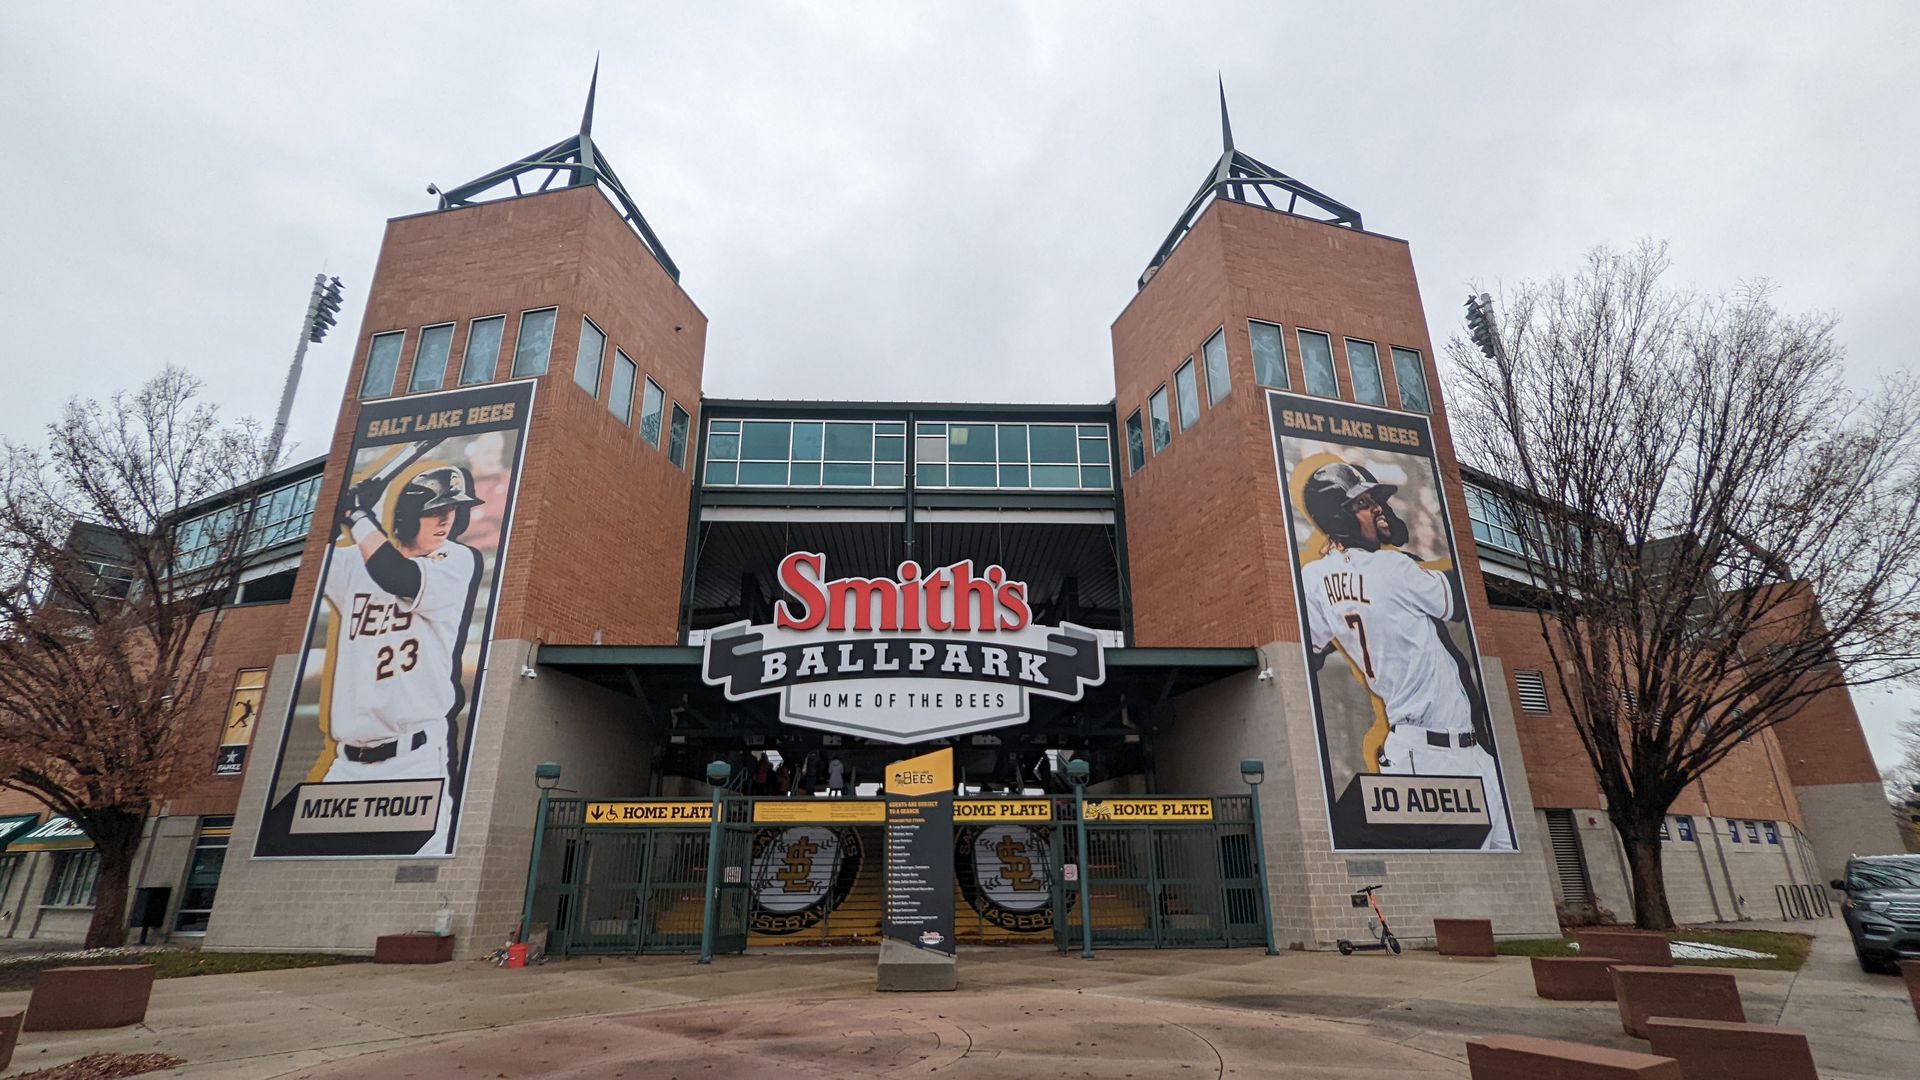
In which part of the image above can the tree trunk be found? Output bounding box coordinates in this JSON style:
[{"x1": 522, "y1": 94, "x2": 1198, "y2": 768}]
[
  {"x1": 82, "y1": 811, "x2": 146, "y2": 950},
  {"x1": 1617, "y1": 818, "x2": 1676, "y2": 931}
]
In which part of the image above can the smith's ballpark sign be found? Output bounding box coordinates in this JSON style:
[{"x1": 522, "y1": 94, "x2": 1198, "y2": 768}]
[{"x1": 702, "y1": 552, "x2": 1106, "y2": 742}]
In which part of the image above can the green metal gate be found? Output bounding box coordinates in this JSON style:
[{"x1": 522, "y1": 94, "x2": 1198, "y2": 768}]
[
  {"x1": 532, "y1": 796, "x2": 744, "y2": 956},
  {"x1": 530, "y1": 791, "x2": 1267, "y2": 956},
  {"x1": 1053, "y1": 794, "x2": 1265, "y2": 950}
]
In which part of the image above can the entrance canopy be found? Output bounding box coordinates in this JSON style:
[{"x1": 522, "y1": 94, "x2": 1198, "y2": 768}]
[{"x1": 538, "y1": 644, "x2": 1254, "y2": 790}]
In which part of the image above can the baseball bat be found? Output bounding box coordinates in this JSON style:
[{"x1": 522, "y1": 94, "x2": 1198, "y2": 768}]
[{"x1": 360, "y1": 439, "x2": 438, "y2": 489}]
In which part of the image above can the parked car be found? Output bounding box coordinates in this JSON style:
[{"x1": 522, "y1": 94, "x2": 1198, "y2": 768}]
[{"x1": 1832, "y1": 853, "x2": 1920, "y2": 973}]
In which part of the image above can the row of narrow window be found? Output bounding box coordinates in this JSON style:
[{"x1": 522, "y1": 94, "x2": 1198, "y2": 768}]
[
  {"x1": 1120, "y1": 320, "x2": 1435, "y2": 475},
  {"x1": 358, "y1": 308, "x2": 690, "y2": 468}
]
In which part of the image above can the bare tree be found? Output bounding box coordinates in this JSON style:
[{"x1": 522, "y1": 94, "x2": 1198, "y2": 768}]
[
  {"x1": 1449, "y1": 243, "x2": 1920, "y2": 929},
  {"x1": 0, "y1": 368, "x2": 267, "y2": 947}
]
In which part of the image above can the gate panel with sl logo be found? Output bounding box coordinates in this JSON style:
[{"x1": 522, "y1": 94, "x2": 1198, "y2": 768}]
[{"x1": 1053, "y1": 795, "x2": 1263, "y2": 950}]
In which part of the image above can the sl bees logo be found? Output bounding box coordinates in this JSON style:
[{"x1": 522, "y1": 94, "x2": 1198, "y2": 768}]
[
  {"x1": 956, "y1": 824, "x2": 1054, "y2": 932},
  {"x1": 749, "y1": 826, "x2": 863, "y2": 935}
]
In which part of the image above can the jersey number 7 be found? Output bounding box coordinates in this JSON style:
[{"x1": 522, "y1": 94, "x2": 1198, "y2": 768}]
[{"x1": 1342, "y1": 614, "x2": 1375, "y2": 678}]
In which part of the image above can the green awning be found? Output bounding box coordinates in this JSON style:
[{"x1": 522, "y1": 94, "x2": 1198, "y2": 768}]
[
  {"x1": 9, "y1": 816, "x2": 92, "y2": 852},
  {"x1": 0, "y1": 814, "x2": 38, "y2": 849}
]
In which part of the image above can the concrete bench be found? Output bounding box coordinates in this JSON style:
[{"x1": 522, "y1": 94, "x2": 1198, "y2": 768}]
[
  {"x1": 1531, "y1": 956, "x2": 1619, "y2": 1000},
  {"x1": 374, "y1": 932, "x2": 456, "y2": 964},
  {"x1": 1904, "y1": 960, "x2": 1919, "y2": 1022},
  {"x1": 1643, "y1": 1016, "x2": 1816, "y2": 1080},
  {"x1": 1611, "y1": 965, "x2": 1743, "y2": 1038},
  {"x1": 1466, "y1": 1034, "x2": 1682, "y2": 1079},
  {"x1": 22, "y1": 965, "x2": 157, "y2": 1031},
  {"x1": 1433, "y1": 918, "x2": 1496, "y2": 957},
  {"x1": 1573, "y1": 928, "x2": 1673, "y2": 966},
  {"x1": 0, "y1": 1009, "x2": 20, "y2": 1071}
]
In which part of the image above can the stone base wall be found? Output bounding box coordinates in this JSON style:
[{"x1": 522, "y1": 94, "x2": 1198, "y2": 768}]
[
  {"x1": 203, "y1": 642, "x2": 650, "y2": 953},
  {"x1": 1156, "y1": 646, "x2": 1561, "y2": 948}
]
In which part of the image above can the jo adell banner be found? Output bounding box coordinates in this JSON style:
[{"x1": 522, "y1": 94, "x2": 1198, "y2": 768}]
[
  {"x1": 255, "y1": 381, "x2": 535, "y2": 858},
  {"x1": 1267, "y1": 391, "x2": 1517, "y2": 853}
]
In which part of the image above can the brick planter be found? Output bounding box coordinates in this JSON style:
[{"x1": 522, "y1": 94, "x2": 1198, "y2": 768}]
[
  {"x1": 1466, "y1": 1034, "x2": 1682, "y2": 1079},
  {"x1": 1572, "y1": 928, "x2": 1674, "y2": 966},
  {"x1": 1433, "y1": 918, "x2": 1496, "y2": 957},
  {"x1": 23, "y1": 965, "x2": 157, "y2": 1031},
  {"x1": 1611, "y1": 965, "x2": 1743, "y2": 1038},
  {"x1": 1643, "y1": 1017, "x2": 1816, "y2": 1080},
  {"x1": 0, "y1": 1009, "x2": 21, "y2": 1071},
  {"x1": 1903, "y1": 960, "x2": 1920, "y2": 1022},
  {"x1": 375, "y1": 932, "x2": 456, "y2": 964},
  {"x1": 1531, "y1": 956, "x2": 1619, "y2": 1001}
]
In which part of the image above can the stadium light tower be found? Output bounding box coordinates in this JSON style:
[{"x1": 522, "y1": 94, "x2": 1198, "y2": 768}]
[{"x1": 266, "y1": 273, "x2": 346, "y2": 470}]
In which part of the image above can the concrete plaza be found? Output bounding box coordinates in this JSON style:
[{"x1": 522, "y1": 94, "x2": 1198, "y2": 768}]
[{"x1": 0, "y1": 919, "x2": 1913, "y2": 1078}]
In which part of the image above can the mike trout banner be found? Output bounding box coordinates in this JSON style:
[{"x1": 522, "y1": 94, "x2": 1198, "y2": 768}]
[
  {"x1": 255, "y1": 380, "x2": 535, "y2": 858},
  {"x1": 702, "y1": 552, "x2": 1105, "y2": 742},
  {"x1": 1267, "y1": 391, "x2": 1517, "y2": 853}
]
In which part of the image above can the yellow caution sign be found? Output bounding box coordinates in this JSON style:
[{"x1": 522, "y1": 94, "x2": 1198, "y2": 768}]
[
  {"x1": 585, "y1": 801, "x2": 712, "y2": 825},
  {"x1": 953, "y1": 800, "x2": 1053, "y2": 822},
  {"x1": 1083, "y1": 798, "x2": 1213, "y2": 822},
  {"x1": 752, "y1": 800, "x2": 887, "y2": 824}
]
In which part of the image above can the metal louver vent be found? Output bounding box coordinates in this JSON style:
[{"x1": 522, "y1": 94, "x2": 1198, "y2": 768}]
[
  {"x1": 1514, "y1": 669, "x2": 1550, "y2": 713},
  {"x1": 1545, "y1": 809, "x2": 1594, "y2": 906}
]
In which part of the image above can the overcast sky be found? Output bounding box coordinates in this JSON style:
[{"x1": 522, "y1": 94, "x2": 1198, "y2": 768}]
[{"x1": 3, "y1": 3, "x2": 1916, "y2": 770}]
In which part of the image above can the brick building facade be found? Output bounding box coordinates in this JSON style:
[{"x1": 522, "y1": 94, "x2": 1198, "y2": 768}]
[{"x1": 1, "y1": 93, "x2": 1900, "y2": 953}]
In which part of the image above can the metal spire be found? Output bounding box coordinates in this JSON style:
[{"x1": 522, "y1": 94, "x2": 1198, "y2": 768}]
[
  {"x1": 580, "y1": 54, "x2": 599, "y2": 137},
  {"x1": 1218, "y1": 74, "x2": 1233, "y2": 152},
  {"x1": 428, "y1": 57, "x2": 681, "y2": 282},
  {"x1": 1138, "y1": 80, "x2": 1364, "y2": 289}
]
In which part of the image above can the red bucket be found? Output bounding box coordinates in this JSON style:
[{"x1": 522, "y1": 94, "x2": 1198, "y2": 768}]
[{"x1": 506, "y1": 942, "x2": 528, "y2": 969}]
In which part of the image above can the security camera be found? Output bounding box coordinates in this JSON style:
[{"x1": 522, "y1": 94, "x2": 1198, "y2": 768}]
[
  {"x1": 427, "y1": 183, "x2": 441, "y2": 195},
  {"x1": 1257, "y1": 668, "x2": 1274, "y2": 683},
  {"x1": 519, "y1": 665, "x2": 539, "y2": 680}
]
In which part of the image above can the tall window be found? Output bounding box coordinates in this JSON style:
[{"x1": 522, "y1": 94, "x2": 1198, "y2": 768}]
[
  {"x1": 173, "y1": 817, "x2": 233, "y2": 933},
  {"x1": 575, "y1": 317, "x2": 606, "y2": 397},
  {"x1": 1203, "y1": 328, "x2": 1231, "y2": 405},
  {"x1": 43, "y1": 850, "x2": 100, "y2": 907},
  {"x1": 1298, "y1": 330, "x2": 1338, "y2": 397},
  {"x1": 1125, "y1": 410, "x2": 1146, "y2": 474},
  {"x1": 1676, "y1": 816, "x2": 1695, "y2": 842},
  {"x1": 1392, "y1": 347, "x2": 1431, "y2": 413},
  {"x1": 609, "y1": 350, "x2": 636, "y2": 424},
  {"x1": 1148, "y1": 387, "x2": 1172, "y2": 453},
  {"x1": 511, "y1": 307, "x2": 557, "y2": 377},
  {"x1": 639, "y1": 378, "x2": 666, "y2": 447},
  {"x1": 0, "y1": 855, "x2": 20, "y2": 909},
  {"x1": 668, "y1": 405, "x2": 690, "y2": 467},
  {"x1": 1345, "y1": 339, "x2": 1384, "y2": 406},
  {"x1": 1174, "y1": 359, "x2": 1200, "y2": 431},
  {"x1": 1250, "y1": 320, "x2": 1289, "y2": 388},
  {"x1": 360, "y1": 331, "x2": 405, "y2": 399},
  {"x1": 459, "y1": 315, "x2": 505, "y2": 385},
  {"x1": 409, "y1": 323, "x2": 454, "y2": 392}
]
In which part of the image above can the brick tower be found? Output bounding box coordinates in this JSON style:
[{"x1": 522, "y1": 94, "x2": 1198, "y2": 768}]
[
  {"x1": 208, "y1": 71, "x2": 706, "y2": 950},
  {"x1": 1114, "y1": 90, "x2": 1560, "y2": 947}
]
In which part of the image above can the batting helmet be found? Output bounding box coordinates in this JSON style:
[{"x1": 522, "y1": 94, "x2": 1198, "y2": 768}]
[
  {"x1": 392, "y1": 466, "x2": 484, "y2": 543},
  {"x1": 1303, "y1": 462, "x2": 1407, "y2": 549}
]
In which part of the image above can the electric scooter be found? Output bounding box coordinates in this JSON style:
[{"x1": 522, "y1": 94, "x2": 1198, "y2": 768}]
[{"x1": 1336, "y1": 883, "x2": 1401, "y2": 956}]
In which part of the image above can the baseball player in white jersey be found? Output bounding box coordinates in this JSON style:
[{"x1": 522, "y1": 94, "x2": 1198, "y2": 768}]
[
  {"x1": 323, "y1": 465, "x2": 485, "y2": 855},
  {"x1": 1300, "y1": 461, "x2": 1514, "y2": 851}
]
